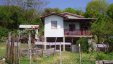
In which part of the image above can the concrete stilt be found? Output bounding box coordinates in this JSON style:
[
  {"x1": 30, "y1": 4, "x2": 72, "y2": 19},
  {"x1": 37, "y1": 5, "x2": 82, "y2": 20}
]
[{"x1": 63, "y1": 37, "x2": 65, "y2": 51}]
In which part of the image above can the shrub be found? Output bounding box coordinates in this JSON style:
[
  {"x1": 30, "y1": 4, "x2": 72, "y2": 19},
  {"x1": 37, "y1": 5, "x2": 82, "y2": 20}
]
[
  {"x1": 0, "y1": 27, "x2": 9, "y2": 42},
  {"x1": 76, "y1": 38, "x2": 89, "y2": 52},
  {"x1": 95, "y1": 52, "x2": 107, "y2": 60}
]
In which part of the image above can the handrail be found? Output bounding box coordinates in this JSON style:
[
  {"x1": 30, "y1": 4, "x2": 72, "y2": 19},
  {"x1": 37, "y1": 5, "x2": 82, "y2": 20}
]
[{"x1": 64, "y1": 29, "x2": 91, "y2": 35}]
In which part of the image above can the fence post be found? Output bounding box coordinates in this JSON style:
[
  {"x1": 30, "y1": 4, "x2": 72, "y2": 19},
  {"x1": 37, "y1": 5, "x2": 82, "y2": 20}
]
[
  {"x1": 6, "y1": 32, "x2": 11, "y2": 63},
  {"x1": 28, "y1": 32, "x2": 32, "y2": 64},
  {"x1": 6, "y1": 32, "x2": 20, "y2": 64},
  {"x1": 79, "y1": 44, "x2": 81, "y2": 64},
  {"x1": 60, "y1": 42, "x2": 62, "y2": 64}
]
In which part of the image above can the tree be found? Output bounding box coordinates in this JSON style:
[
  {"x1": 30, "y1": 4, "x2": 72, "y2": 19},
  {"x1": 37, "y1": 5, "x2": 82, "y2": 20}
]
[
  {"x1": 0, "y1": 6, "x2": 41, "y2": 29},
  {"x1": 76, "y1": 38, "x2": 89, "y2": 52},
  {"x1": 85, "y1": 0, "x2": 108, "y2": 18},
  {"x1": 107, "y1": 4, "x2": 113, "y2": 19},
  {"x1": 5, "y1": 0, "x2": 48, "y2": 14},
  {"x1": 91, "y1": 16, "x2": 113, "y2": 43},
  {"x1": 0, "y1": 26, "x2": 9, "y2": 41},
  {"x1": 0, "y1": 6, "x2": 22, "y2": 29},
  {"x1": 85, "y1": 0, "x2": 113, "y2": 44},
  {"x1": 63, "y1": 8, "x2": 84, "y2": 15},
  {"x1": 43, "y1": 8, "x2": 62, "y2": 14},
  {"x1": 63, "y1": 8, "x2": 76, "y2": 14}
]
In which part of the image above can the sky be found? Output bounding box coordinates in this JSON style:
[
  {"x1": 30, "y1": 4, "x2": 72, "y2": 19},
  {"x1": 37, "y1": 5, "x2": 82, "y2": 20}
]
[
  {"x1": 46, "y1": 0, "x2": 113, "y2": 11},
  {"x1": 0, "y1": 0, "x2": 113, "y2": 11}
]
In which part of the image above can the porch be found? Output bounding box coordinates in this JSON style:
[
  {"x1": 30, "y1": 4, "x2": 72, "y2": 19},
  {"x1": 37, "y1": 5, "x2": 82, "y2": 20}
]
[
  {"x1": 35, "y1": 42, "x2": 71, "y2": 51},
  {"x1": 64, "y1": 29, "x2": 92, "y2": 37}
]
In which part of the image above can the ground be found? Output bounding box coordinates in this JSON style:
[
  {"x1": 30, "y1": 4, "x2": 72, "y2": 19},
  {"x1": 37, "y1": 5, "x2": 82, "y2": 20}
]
[{"x1": 0, "y1": 43, "x2": 113, "y2": 64}]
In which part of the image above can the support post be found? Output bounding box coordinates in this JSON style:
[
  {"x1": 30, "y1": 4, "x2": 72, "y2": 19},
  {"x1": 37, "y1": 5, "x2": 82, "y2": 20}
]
[
  {"x1": 60, "y1": 42, "x2": 62, "y2": 64},
  {"x1": 63, "y1": 37, "x2": 65, "y2": 51},
  {"x1": 35, "y1": 29, "x2": 39, "y2": 40},
  {"x1": 44, "y1": 37, "x2": 47, "y2": 50},
  {"x1": 28, "y1": 32, "x2": 32, "y2": 64},
  {"x1": 55, "y1": 37, "x2": 57, "y2": 51}
]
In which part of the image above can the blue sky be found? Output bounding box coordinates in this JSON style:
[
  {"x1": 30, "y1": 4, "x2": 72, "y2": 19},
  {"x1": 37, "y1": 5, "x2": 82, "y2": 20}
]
[
  {"x1": 0, "y1": 0, "x2": 113, "y2": 11},
  {"x1": 47, "y1": 0, "x2": 113, "y2": 11}
]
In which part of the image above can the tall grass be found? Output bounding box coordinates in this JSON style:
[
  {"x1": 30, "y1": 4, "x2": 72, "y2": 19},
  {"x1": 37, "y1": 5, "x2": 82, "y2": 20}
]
[
  {"x1": 20, "y1": 52, "x2": 96, "y2": 64},
  {"x1": 0, "y1": 43, "x2": 113, "y2": 64},
  {"x1": 0, "y1": 43, "x2": 6, "y2": 57}
]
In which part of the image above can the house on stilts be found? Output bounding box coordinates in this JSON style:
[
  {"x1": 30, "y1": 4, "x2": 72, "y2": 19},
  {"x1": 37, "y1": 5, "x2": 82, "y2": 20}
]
[{"x1": 35, "y1": 12, "x2": 96, "y2": 51}]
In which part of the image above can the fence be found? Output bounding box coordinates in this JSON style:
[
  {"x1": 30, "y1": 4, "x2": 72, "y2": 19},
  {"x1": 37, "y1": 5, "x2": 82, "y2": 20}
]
[
  {"x1": 6, "y1": 32, "x2": 20, "y2": 64},
  {"x1": 4, "y1": 32, "x2": 103, "y2": 64}
]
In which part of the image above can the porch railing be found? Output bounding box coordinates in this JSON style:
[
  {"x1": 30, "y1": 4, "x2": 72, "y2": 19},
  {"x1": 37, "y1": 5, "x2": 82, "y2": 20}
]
[{"x1": 64, "y1": 29, "x2": 91, "y2": 36}]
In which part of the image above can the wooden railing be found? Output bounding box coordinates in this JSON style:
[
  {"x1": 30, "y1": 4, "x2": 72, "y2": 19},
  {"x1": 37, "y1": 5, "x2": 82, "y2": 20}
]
[{"x1": 64, "y1": 29, "x2": 91, "y2": 36}]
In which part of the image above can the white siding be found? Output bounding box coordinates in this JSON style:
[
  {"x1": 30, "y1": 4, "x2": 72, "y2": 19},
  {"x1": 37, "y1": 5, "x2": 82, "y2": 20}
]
[{"x1": 44, "y1": 15, "x2": 64, "y2": 37}]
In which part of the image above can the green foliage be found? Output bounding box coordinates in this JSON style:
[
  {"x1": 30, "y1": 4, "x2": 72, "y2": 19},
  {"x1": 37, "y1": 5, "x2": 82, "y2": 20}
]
[
  {"x1": 0, "y1": 6, "x2": 22, "y2": 29},
  {"x1": 95, "y1": 52, "x2": 113, "y2": 60},
  {"x1": 96, "y1": 52, "x2": 107, "y2": 60},
  {"x1": 0, "y1": 5, "x2": 43, "y2": 38},
  {"x1": 91, "y1": 15, "x2": 113, "y2": 43},
  {"x1": 87, "y1": 0, "x2": 113, "y2": 43},
  {"x1": 91, "y1": 16, "x2": 113, "y2": 35},
  {"x1": 63, "y1": 8, "x2": 84, "y2": 15},
  {"x1": 85, "y1": 0, "x2": 108, "y2": 18},
  {"x1": 63, "y1": 8, "x2": 76, "y2": 14},
  {"x1": 107, "y1": 4, "x2": 113, "y2": 18},
  {"x1": 0, "y1": 43, "x2": 6, "y2": 57},
  {"x1": 76, "y1": 38, "x2": 89, "y2": 52},
  {"x1": 20, "y1": 52, "x2": 95, "y2": 64},
  {"x1": 43, "y1": 8, "x2": 62, "y2": 14},
  {"x1": 0, "y1": 6, "x2": 42, "y2": 29},
  {"x1": 0, "y1": 27, "x2": 9, "y2": 39}
]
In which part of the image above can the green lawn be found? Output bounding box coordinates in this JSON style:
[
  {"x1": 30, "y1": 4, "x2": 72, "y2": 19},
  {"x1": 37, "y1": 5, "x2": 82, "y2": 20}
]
[
  {"x1": 0, "y1": 43, "x2": 113, "y2": 64},
  {"x1": 0, "y1": 43, "x2": 6, "y2": 57}
]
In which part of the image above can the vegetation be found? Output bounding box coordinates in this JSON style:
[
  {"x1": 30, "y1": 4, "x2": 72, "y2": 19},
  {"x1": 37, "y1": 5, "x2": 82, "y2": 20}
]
[
  {"x1": 0, "y1": 0, "x2": 112, "y2": 41},
  {"x1": 85, "y1": 0, "x2": 108, "y2": 18},
  {"x1": 85, "y1": 0, "x2": 113, "y2": 46},
  {"x1": 76, "y1": 38, "x2": 89, "y2": 52},
  {"x1": 0, "y1": 43, "x2": 113, "y2": 64},
  {"x1": 0, "y1": 43, "x2": 6, "y2": 57},
  {"x1": 107, "y1": 3, "x2": 113, "y2": 18},
  {"x1": 0, "y1": 0, "x2": 113, "y2": 63},
  {"x1": 0, "y1": 27, "x2": 9, "y2": 42},
  {"x1": 43, "y1": 8, "x2": 62, "y2": 14}
]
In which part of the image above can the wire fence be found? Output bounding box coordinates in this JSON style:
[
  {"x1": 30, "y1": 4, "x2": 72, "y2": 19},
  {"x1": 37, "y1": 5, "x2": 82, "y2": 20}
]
[
  {"x1": 19, "y1": 50, "x2": 96, "y2": 64},
  {"x1": 3, "y1": 32, "x2": 96, "y2": 64}
]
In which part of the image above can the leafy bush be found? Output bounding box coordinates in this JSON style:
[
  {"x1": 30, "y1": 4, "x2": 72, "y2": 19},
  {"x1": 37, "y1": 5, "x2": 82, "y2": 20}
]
[
  {"x1": 93, "y1": 52, "x2": 113, "y2": 60},
  {"x1": 106, "y1": 38, "x2": 113, "y2": 52},
  {"x1": 76, "y1": 38, "x2": 89, "y2": 52},
  {"x1": 95, "y1": 52, "x2": 107, "y2": 60},
  {"x1": 0, "y1": 27, "x2": 9, "y2": 42}
]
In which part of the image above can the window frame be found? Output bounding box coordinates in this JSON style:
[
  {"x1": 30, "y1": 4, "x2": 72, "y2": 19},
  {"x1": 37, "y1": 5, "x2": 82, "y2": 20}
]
[{"x1": 51, "y1": 21, "x2": 57, "y2": 29}]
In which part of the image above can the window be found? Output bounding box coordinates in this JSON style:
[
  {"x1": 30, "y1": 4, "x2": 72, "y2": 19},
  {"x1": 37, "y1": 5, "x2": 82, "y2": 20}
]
[{"x1": 51, "y1": 21, "x2": 57, "y2": 29}]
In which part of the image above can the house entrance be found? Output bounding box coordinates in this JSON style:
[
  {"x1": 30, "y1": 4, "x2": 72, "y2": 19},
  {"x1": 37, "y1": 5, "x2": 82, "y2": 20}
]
[{"x1": 69, "y1": 24, "x2": 75, "y2": 31}]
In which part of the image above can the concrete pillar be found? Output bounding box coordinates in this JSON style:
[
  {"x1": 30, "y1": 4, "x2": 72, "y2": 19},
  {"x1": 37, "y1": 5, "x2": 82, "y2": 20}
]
[
  {"x1": 35, "y1": 29, "x2": 38, "y2": 40},
  {"x1": 63, "y1": 37, "x2": 65, "y2": 51},
  {"x1": 55, "y1": 37, "x2": 57, "y2": 51},
  {"x1": 44, "y1": 37, "x2": 47, "y2": 50}
]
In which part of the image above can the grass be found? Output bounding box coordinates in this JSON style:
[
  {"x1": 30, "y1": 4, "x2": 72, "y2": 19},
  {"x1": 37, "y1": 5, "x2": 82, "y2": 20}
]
[
  {"x1": 0, "y1": 42, "x2": 113, "y2": 64},
  {"x1": 20, "y1": 52, "x2": 95, "y2": 64},
  {"x1": 0, "y1": 42, "x2": 6, "y2": 57}
]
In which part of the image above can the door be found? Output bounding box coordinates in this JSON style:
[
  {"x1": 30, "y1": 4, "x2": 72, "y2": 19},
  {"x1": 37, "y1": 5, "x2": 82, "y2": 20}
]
[{"x1": 69, "y1": 24, "x2": 75, "y2": 31}]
